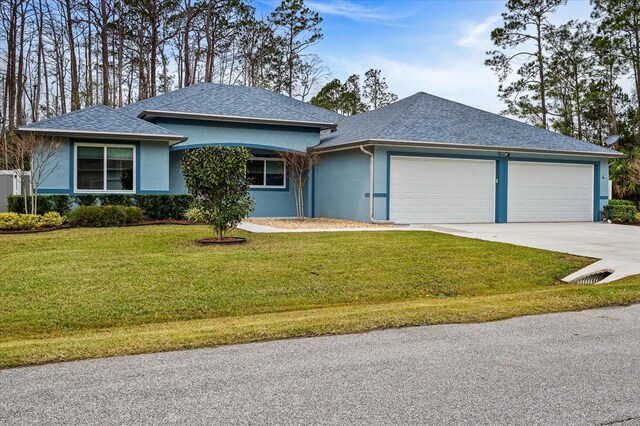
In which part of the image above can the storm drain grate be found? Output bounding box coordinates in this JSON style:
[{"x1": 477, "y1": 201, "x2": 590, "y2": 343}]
[{"x1": 573, "y1": 271, "x2": 613, "y2": 284}]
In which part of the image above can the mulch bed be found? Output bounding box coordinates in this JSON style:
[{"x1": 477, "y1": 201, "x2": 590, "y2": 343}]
[
  {"x1": 0, "y1": 220, "x2": 200, "y2": 234},
  {"x1": 126, "y1": 219, "x2": 198, "y2": 226},
  {"x1": 0, "y1": 225, "x2": 71, "y2": 235},
  {"x1": 197, "y1": 236, "x2": 247, "y2": 245}
]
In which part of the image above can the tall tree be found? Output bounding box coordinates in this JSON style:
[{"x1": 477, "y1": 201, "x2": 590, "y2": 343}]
[
  {"x1": 269, "y1": 0, "x2": 322, "y2": 97},
  {"x1": 339, "y1": 74, "x2": 367, "y2": 116},
  {"x1": 592, "y1": 0, "x2": 640, "y2": 137},
  {"x1": 486, "y1": 0, "x2": 567, "y2": 128},
  {"x1": 363, "y1": 68, "x2": 398, "y2": 109},
  {"x1": 310, "y1": 78, "x2": 342, "y2": 112},
  {"x1": 310, "y1": 73, "x2": 372, "y2": 116},
  {"x1": 62, "y1": 0, "x2": 80, "y2": 110},
  {"x1": 546, "y1": 21, "x2": 595, "y2": 139}
]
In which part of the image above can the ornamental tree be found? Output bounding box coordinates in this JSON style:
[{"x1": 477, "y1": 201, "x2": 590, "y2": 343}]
[
  {"x1": 280, "y1": 150, "x2": 318, "y2": 219},
  {"x1": 180, "y1": 146, "x2": 254, "y2": 239}
]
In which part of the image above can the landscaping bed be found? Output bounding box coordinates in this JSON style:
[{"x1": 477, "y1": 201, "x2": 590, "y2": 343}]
[
  {"x1": 2, "y1": 225, "x2": 640, "y2": 368},
  {"x1": 245, "y1": 217, "x2": 397, "y2": 229},
  {"x1": 0, "y1": 225, "x2": 71, "y2": 234}
]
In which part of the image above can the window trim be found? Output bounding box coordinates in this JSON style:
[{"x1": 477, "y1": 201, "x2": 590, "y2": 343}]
[
  {"x1": 74, "y1": 143, "x2": 136, "y2": 194},
  {"x1": 248, "y1": 157, "x2": 287, "y2": 189}
]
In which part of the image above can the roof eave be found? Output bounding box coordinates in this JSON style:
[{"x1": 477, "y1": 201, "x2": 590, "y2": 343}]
[
  {"x1": 313, "y1": 139, "x2": 624, "y2": 158},
  {"x1": 16, "y1": 127, "x2": 187, "y2": 143},
  {"x1": 138, "y1": 110, "x2": 338, "y2": 131}
]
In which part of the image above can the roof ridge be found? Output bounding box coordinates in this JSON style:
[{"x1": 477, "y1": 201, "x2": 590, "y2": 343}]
[
  {"x1": 370, "y1": 93, "x2": 423, "y2": 140},
  {"x1": 118, "y1": 83, "x2": 206, "y2": 114}
]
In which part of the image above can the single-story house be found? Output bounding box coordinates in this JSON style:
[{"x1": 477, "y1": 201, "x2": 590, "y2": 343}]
[{"x1": 18, "y1": 83, "x2": 622, "y2": 223}]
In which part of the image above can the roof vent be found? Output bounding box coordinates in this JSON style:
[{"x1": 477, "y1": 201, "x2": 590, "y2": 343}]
[{"x1": 572, "y1": 270, "x2": 613, "y2": 284}]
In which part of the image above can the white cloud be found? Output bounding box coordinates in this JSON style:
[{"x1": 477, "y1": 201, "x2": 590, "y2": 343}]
[
  {"x1": 455, "y1": 15, "x2": 500, "y2": 48},
  {"x1": 306, "y1": 0, "x2": 408, "y2": 23}
]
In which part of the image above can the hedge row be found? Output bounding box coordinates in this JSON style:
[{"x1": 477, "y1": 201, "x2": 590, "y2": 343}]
[
  {"x1": 7, "y1": 195, "x2": 72, "y2": 216},
  {"x1": 67, "y1": 206, "x2": 144, "y2": 227},
  {"x1": 7, "y1": 194, "x2": 193, "y2": 220},
  {"x1": 603, "y1": 199, "x2": 638, "y2": 224}
]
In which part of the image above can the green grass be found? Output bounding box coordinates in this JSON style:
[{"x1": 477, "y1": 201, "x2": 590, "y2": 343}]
[{"x1": 1, "y1": 225, "x2": 640, "y2": 368}]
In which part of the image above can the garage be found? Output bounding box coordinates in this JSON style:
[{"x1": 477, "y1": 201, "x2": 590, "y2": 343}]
[
  {"x1": 507, "y1": 161, "x2": 594, "y2": 222},
  {"x1": 389, "y1": 156, "x2": 496, "y2": 223}
]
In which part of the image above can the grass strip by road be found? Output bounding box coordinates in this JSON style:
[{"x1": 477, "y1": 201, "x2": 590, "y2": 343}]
[{"x1": 2, "y1": 280, "x2": 640, "y2": 368}]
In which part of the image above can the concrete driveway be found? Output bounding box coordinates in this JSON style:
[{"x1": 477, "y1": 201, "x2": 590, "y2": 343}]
[
  {"x1": 412, "y1": 222, "x2": 640, "y2": 283},
  {"x1": 2, "y1": 305, "x2": 640, "y2": 425}
]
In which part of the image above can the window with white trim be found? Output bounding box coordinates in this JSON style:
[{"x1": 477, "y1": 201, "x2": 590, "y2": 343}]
[
  {"x1": 75, "y1": 144, "x2": 135, "y2": 192},
  {"x1": 247, "y1": 158, "x2": 286, "y2": 188}
]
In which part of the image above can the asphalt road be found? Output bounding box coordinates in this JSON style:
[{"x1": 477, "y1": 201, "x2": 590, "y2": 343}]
[{"x1": 2, "y1": 305, "x2": 640, "y2": 426}]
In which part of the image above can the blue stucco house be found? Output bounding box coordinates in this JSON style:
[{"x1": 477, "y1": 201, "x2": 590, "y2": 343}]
[{"x1": 18, "y1": 83, "x2": 622, "y2": 223}]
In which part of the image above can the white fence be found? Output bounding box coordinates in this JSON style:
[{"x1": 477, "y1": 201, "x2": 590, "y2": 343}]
[{"x1": 0, "y1": 170, "x2": 30, "y2": 212}]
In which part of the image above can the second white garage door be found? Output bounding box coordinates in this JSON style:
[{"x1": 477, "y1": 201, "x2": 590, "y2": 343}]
[
  {"x1": 507, "y1": 161, "x2": 594, "y2": 222},
  {"x1": 389, "y1": 156, "x2": 496, "y2": 223}
]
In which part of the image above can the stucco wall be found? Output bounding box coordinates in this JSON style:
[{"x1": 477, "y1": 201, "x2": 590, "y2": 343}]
[
  {"x1": 157, "y1": 118, "x2": 320, "y2": 153},
  {"x1": 138, "y1": 141, "x2": 170, "y2": 193},
  {"x1": 161, "y1": 118, "x2": 323, "y2": 217},
  {"x1": 37, "y1": 138, "x2": 70, "y2": 192},
  {"x1": 313, "y1": 149, "x2": 370, "y2": 222}
]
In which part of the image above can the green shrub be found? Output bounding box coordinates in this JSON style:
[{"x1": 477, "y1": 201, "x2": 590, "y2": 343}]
[
  {"x1": 184, "y1": 207, "x2": 205, "y2": 222},
  {"x1": 9, "y1": 194, "x2": 193, "y2": 220},
  {"x1": 124, "y1": 206, "x2": 144, "y2": 223},
  {"x1": 98, "y1": 194, "x2": 135, "y2": 206},
  {"x1": 69, "y1": 194, "x2": 192, "y2": 219},
  {"x1": 68, "y1": 205, "x2": 144, "y2": 227},
  {"x1": 0, "y1": 212, "x2": 65, "y2": 230},
  {"x1": 7, "y1": 195, "x2": 72, "y2": 215},
  {"x1": 75, "y1": 194, "x2": 99, "y2": 206},
  {"x1": 608, "y1": 199, "x2": 635, "y2": 207},
  {"x1": 603, "y1": 199, "x2": 637, "y2": 223},
  {"x1": 40, "y1": 212, "x2": 66, "y2": 227},
  {"x1": 135, "y1": 194, "x2": 193, "y2": 220}
]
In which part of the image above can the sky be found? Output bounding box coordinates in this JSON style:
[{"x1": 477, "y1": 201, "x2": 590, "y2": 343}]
[{"x1": 256, "y1": 0, "x2": 594, "y2": 113}]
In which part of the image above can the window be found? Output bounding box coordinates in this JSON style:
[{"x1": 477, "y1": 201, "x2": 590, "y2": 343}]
[
  {"x1": 247, "y1": 158, "x2": 286, "y2": 188},
  {"x1": 75, "y1": 144, "x2": 135, "y2": 192}
]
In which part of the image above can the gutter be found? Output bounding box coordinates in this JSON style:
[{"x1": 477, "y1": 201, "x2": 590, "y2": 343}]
[
  {"x1": 318, "y1": 139, "x2": 624, "y2": 158},
  {"x1": 138, "y1": 110, "x2": 338, "y2": 131},
  {"x1": 359, "y1": 145, "x2": 395, "y2": 225},
  {"x1": 16, "y1": 127, "x2": 186, "y2": 143}
]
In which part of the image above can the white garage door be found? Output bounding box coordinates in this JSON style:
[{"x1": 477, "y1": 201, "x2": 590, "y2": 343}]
[
  {"x1": 507, "y1": 162, "x2": 593, "y2": 222},
  {"x1": 389, "y1": 156, "x2": 496, "y2": 224}
]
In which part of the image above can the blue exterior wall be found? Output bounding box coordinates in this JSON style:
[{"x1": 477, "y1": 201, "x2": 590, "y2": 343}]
[
  {"x1": 39, "y1": 138, "x2": 170, "y2": 194},
  {"x1": 37, "y1": 138, "x2": 70, "y2": 192},
  {"x1": 313, "y1": 149, "x2": 370, "y2": 222},
  {"x1": 162, "y1": 118, "x2": 322, "y2": 217},
  {"x1": 139, "y1": 141, "x2": 170, "y2": 193},
  {"x1": 157, "y1": 118, "x2": 320, "y2": 152}
]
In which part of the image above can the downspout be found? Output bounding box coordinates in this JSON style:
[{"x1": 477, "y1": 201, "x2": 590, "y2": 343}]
[{"x1": 360, "y1": 145, "x2": 394, "y2": 224}]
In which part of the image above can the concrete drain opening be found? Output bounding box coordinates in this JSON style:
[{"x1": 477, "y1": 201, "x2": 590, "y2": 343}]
[{"x1": 573, "y1": 271, "x2": 613, "y2": 284}]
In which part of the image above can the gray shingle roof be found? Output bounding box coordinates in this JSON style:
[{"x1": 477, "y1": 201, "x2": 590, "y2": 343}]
[
  {"x1": 119, "y1": 82, "x2": 342, "y2": 126},
  {"x1": 21, "y1": 105, "x2": 182, "y2": 139},
  {"x1": 318, "y1": 92, "x2": 621, "y2": 156}
]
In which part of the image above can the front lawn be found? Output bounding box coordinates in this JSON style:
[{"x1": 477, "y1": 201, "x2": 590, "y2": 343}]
[{"x1": 2, "y1": 225, "x2": 640, "y2": 368}]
